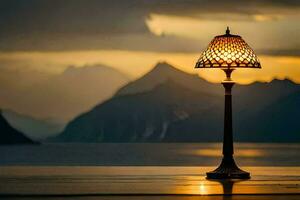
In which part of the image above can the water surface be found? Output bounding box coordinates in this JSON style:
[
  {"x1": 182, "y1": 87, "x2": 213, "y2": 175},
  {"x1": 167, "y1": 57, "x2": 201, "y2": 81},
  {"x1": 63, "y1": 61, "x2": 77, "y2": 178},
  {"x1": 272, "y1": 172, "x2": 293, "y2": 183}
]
[{"x1": 1, "y1": 143, "x2": 299, "y2": 166}]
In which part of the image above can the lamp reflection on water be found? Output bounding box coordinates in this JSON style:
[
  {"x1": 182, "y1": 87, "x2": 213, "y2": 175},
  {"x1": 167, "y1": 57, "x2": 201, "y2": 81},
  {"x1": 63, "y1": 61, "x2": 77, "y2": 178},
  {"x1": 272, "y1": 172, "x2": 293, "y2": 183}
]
[
  {"x1": 199, "y1": 182, "x2": 207, "y2": 194},
  {"x1": 196, "y1": 149, "x2": 265, "y2": 157},
  {"x1": 197, "y1": 179, "x2": 246, "y2": 196},
  {"x1": 180, "y1": 147, "x2": 266, "y2": 158}
]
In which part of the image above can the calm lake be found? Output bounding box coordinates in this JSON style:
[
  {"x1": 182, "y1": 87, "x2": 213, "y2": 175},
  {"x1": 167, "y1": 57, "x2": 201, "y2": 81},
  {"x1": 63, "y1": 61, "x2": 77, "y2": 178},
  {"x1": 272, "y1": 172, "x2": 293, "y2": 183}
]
[
  {"x1": 1, "y1": 143, "x2": 300, "y2": 199},
  {"x1": 1, "y1": 143, "x2": 300, "y2": 166}
]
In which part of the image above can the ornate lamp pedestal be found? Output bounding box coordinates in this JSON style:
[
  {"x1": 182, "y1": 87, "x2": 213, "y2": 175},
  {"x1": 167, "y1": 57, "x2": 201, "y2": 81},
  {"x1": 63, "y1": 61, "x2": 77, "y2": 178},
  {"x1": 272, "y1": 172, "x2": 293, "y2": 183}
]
[{"x1": 206, "y1": 69, "x2": 250, "y2": 179}]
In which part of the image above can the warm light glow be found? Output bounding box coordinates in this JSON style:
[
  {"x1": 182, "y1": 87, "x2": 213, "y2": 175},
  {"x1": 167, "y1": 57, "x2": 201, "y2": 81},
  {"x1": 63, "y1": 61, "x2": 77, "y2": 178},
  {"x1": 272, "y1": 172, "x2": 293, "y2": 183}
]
[
  {"x1": 193, "y1": 149, "x2": 265, "y2": 157},
  {"x1": 196, "y1": 29, "x2": 261, "y2": 68},
  {"x1": 199, "y1": 182, "x2": 207, "y2": 194}
]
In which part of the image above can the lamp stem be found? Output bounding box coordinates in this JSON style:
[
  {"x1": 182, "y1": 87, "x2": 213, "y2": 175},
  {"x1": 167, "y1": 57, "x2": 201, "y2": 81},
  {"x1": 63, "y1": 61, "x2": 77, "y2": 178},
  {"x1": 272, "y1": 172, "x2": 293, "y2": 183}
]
[
  {"x1": 222, "y1": 80, "x2": 234, "y2": 157},
  {"x1": 222, "y1": 68, "x2": 235, "y2": 159}
]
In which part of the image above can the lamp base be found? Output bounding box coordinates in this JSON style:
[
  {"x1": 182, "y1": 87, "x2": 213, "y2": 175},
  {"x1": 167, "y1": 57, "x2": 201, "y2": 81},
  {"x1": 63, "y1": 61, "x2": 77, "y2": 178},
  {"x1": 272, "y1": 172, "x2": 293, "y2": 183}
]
[{"x1": 206, "y1": 156, "x2": 250, "y2": 179}]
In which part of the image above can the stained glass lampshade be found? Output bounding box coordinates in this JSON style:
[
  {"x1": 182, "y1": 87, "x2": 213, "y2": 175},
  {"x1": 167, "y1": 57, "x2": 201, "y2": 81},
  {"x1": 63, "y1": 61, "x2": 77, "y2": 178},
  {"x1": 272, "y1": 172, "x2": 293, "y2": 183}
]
[{"x1": 195, "y1": 27, "x2": 261, "y2": 69}]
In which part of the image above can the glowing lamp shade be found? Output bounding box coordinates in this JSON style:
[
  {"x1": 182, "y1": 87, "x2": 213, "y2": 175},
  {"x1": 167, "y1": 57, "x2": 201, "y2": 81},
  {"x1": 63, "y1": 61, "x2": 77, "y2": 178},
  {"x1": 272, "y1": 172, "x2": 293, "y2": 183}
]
[{"x1": 195, "y1": 28, "x2": 261, "y2": 69}]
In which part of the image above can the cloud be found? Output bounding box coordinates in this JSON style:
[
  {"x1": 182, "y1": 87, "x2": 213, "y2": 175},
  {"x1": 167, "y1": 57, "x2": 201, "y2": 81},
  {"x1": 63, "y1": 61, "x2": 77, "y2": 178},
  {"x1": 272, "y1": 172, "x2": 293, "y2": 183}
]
[
  {"x1": 0, "y1": 0, "x2": 299, "y2": 53},
  {"x1": 150, "y1": 0, "x2": 300, "y2": 16}
]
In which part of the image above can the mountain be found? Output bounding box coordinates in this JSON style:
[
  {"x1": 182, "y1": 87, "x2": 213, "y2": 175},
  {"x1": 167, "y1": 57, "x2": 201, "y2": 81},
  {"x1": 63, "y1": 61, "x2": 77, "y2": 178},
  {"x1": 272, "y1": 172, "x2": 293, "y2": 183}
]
[
  {"x1": 234, "y1": 79, "x2": 299, "y2": 114},
  {"x1": 54, "y1": 80, "x2": 222, "y2": 142},
  {"x1": 0, "y1": 111, "x2": 35, "y2": 144},
  {"x1": 2, "y1": 109, "x2": 65, "y2": 141},
  {"x1": 0, "y1": 64, "x2": 130, "y2": 123},
  {"x1": 116, "y1": 62, "x2": 222, "y2": 96},
  {"x1": 54, "y1": 62, "x2": 300, "y2": 142},
  {"x1": 237, "y1": 90, "x2": 300, "y2": 142}
]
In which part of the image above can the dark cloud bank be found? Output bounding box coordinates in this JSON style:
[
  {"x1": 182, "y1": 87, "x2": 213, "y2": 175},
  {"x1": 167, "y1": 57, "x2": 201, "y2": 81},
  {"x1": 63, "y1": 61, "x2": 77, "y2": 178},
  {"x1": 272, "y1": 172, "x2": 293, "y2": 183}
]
[{"x1": 0, "y1": 0, "x2": 299, "y2": 54}]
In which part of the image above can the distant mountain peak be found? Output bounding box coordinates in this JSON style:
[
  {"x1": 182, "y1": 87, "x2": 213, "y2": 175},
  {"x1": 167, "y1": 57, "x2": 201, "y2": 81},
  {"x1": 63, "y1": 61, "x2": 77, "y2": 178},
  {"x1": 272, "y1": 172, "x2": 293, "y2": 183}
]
[
  {"x1": 152, "y1": 61, "x2": 176, "y2": 70},
  {"x1": 149, "y1": 61, "x2": 188, "y2": 75},
  {"x1": 270, "y1": 78, "x2": 295, "y2": 84},
  {"x1": 115, "y1": 61, "x2": 215, "y2": 97}
]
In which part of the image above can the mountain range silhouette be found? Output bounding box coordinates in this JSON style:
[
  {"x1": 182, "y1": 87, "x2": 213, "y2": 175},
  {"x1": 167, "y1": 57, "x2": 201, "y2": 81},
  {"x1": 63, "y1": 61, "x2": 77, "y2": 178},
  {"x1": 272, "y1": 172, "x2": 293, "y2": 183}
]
[{"x1": 53, "y1": 62, "x2": 300, "y2": 142}]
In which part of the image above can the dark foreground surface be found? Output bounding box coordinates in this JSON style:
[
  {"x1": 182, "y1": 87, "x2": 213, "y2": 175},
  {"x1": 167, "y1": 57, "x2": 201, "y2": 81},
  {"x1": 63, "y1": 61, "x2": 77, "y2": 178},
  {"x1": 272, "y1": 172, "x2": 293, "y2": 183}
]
[{"x1": 0, "y1": 166, "x2": 300, "y2": 199}]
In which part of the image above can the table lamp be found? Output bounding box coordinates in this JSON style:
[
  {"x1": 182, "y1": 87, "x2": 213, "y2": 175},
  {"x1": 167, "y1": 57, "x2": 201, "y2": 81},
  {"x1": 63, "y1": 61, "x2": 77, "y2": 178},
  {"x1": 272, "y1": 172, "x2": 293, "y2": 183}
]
[{"x1": 195, "y1": 27, "x2": 261, "y2": 179}]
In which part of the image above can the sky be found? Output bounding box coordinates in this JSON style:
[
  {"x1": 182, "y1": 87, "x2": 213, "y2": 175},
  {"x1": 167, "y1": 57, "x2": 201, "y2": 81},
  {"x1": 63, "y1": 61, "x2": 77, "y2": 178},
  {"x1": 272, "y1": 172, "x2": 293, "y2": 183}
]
[{"x1": 0, "y1": 0, "x2": 300, "y2": 121}]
